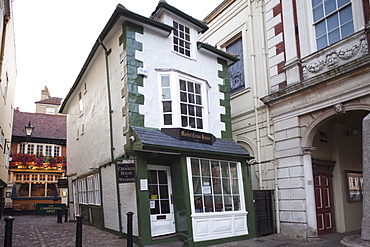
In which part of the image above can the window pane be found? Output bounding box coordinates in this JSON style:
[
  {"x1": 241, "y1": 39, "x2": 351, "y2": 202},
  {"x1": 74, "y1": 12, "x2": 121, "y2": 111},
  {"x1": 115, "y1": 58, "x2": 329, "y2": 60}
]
[
  {"x1": 180, "y1": 80, "x2": 186, "y2": 90},
  {"x1": 193, "y1": 177, "x2": 201, "y2": 194},
  {"x1": 194, "y1": 196, "x2": 204, "y2": 213},
  {"x1": 317, "y1": 35, "x2": 327, "y2": 50},
  {"x1": 214, "y1": 196, "x2": 224, "y2": 212},
  {"x1": 197, "y1": 119, "x2": 203, "y2": 129},
  {"x1": 339, "y1": 5, "x2": 352, "y2": 24},
  {"x1": 195, "y1": 84, "x2": 201, "y2": 94},
  {"x1": 18, "y1": 183, "x2": 29, "y2": 197},
  {"x1": 163, "y1": 101, "x2": 171, "y2": 112},
  {"x1": 196, "y1": 107, "x2": 202, "y2": 117},
  {"x1": 222, "y1": 178, "x2": 231, "y2": 194},
  {"x1": 230, "y1": 163, "x2": 238, "y2": 178},
  {"x1": 337, "y1": 0, "x2": 350, "y2": 8},
  {"x1": 232, "y1": 179, "x2": 239, "y2": 194},
  {"x1": 148, "y1": 185, "x2": 158, "y2": 199},
  {"x1": 201, "y1": 160, "x2": 210, "y2": 176},
  {"x1": 180, "y1": 92, "x2": 187, "y2": 102},
  {"x1": 196, "y1": 95, "x2": 202, "y2": 105},
  {"x1": 313, "y1": 5, "x2": 324, "y2": 22},
  {"x1": 324, "y1": 0, "x2": 336, "y2": 15},
  {"x1": 221, "y1": 162, "x2": 229, "y2": 177},
  {"x1": 181, "y1": 116, "x2": 188, "y2": 127},
  {"x1": 191, "y1": 159, "x2": 200, "y2": 175},
  {"x1": 327, "y1": 14, "x2": 339, "y2": 32},
  {"x1": 181, "y1": 103, "x2": 187, "y2": 115},
  {"x1": 31, "y1": 183, "x2": 45, "y2": 197},
  {"x1": 224, "y1": 195, "x2": 233, "y2": 211},
  {"x1": 226, "y1": 37, "x2": 245, "y2": 94},
  {"x1": 161, "y1": 75, "x2": 170, "y2": 87},
  {"x1": 188, "y1": 94, "x2": 195, "y2": 104},
  {"x1": 341, "y1": 21, "x2": 354, "y2": 38},
  {"x1": 162, "y1": 88, "x2": 171, "y2": 99},
  {"x1": 161, "y1": 200, "x2": 170, "y2": 214},
  {"x1": 233, "y1": 196, "x2": 241, "y2": 211},
  {"x1": 204, "y1": 195, "x2": 213, "y2": 212},
  {"x1": 164, "y1": 114, "x2": 172, "y2": 125},
  {"x1": 328, "y1": 28, "x2": 340, "y2": 45},
  {"x1": 312, "y1": 0, "x2": 322, "y2": 8},
  {"x1": 315, "y1": 21, "x2": 326, "y2": 38},
  {"x1": 187, "y1": 82, "x2": 194, "y2": 92},
  {"x1": 158, "y1": 171, "x2": 167, "y2": 184},
  {"x1": 185, "y1": 50, "x2": 190, "y2": 57},
  {"x1": 189, "y1": 117, "x2": 196, "y2": 128},
  {"x1": 213, "y1": 178, "x2": 222, "y2": 194},
  {"x1": 159, "y1": 185, "x2": 169, "y2": 199},
  {"x1": 188, "y1": 105, "x2": 195, "y2": 116},
  {"x1": 211, "y1": 161, "x2": 221, "y2": 177},
  {"x1": 148, "y1": 170, "x2": 157, "y2": 184},
  {"x1": 150, "y1": 200, "x2": 160, "y2": 214}
]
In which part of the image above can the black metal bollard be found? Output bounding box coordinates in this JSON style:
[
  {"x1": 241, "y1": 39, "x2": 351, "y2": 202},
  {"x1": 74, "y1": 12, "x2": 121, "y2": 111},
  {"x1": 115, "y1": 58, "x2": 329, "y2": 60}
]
[
  {"x1": 4, "y1": 216, "x2": 14, "y2": 247},
  {"x1": 127, "y1": 212, "x2": 133, "y2": 247},
  {"x1": 57, "y1": 209, "x2": 63, "y2": 223},
  {"x1": 64, "y1": 208, "x2": 69, "y2": 222},
  {"x1": 76, "y1": 214, "x2": 83, "y2": 247}
]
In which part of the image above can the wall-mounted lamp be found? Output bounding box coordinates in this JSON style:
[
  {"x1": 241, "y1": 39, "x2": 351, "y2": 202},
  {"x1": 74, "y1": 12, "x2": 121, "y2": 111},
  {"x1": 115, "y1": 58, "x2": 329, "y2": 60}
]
[{"x1": 25, "y1": 121, "x2": 34, "y2": 136}]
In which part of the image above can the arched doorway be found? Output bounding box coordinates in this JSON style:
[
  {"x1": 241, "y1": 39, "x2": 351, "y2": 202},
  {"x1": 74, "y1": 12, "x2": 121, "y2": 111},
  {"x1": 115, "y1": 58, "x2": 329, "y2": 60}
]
[{"x1": 304, "y1": 109, "x2": 368, "y2": 235}]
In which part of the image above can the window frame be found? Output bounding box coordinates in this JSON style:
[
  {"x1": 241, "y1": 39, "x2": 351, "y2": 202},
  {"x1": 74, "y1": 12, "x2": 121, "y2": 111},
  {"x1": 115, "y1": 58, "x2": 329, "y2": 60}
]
[
  {"x1": 187, "y1": 157, "x2": 246, "y2": 215},
  {"x1": 308, "y1": 0, "x2": 365, "y2": 51},
  {"x1": 18, "y1": 143, "x2": 62, "y2": 157},
  {"x1": 158, "y1": 71, "x2": 209, "y2": 131}
]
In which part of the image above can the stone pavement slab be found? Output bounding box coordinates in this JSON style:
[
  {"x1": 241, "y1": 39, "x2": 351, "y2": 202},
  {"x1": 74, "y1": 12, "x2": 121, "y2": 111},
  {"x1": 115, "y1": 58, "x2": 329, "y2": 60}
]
[{"x1": 0, "y1": 215, "x2": 134, "y2": 247}]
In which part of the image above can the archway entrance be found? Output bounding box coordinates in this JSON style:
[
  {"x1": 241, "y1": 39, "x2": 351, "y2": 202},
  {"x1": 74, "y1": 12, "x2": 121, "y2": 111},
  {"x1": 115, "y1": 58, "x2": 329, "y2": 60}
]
[{"x1": 310, "y1": 110, "x2": 368, "y2": 234}]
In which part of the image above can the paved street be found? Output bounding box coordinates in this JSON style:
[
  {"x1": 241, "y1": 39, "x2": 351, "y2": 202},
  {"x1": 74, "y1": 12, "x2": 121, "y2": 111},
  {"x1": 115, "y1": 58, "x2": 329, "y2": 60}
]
[
  {"x1": 0, "y1": 215, "x2": 133, "y2": 246},
  {"x1": 0, "y1": 215, "x2": 360, "y2": 246}
]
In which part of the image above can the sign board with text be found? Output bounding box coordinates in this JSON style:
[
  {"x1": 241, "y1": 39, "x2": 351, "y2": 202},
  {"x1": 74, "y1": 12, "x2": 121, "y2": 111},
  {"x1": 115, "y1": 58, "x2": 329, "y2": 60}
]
[
  {"x1": 118, "y1": 163, "x2": 136, "y2": 183},
  {"x1": 35, "y1": 203, "x2": 66, "y2": 215}
]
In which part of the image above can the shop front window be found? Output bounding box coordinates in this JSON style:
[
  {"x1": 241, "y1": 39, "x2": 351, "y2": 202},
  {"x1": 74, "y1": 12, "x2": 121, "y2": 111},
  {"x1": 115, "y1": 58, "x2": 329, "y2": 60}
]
[{"x1": 189, "y1": 158, "x2": 242, "y2": 213}]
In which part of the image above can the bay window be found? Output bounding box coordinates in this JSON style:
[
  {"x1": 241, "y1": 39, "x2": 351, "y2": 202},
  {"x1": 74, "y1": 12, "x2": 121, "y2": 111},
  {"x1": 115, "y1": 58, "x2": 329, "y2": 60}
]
[
  {"x1": 76, "y1": 174, "x2": 101, "y2": 206},
  {"x1": 159, "y1": 71, "x2": 208, "y2": 130},
  {"x1": 14, "y1": 173, "x2": 60, "y2": 198},
  {"x1": 189, "y1": 158, "x2": 243, "y2": 214}
]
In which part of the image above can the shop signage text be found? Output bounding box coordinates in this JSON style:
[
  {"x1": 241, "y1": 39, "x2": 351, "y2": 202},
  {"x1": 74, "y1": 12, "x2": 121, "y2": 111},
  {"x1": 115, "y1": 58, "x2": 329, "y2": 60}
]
[{"x1": 118, "y1": 163, "x2": 135, "y2": 183}]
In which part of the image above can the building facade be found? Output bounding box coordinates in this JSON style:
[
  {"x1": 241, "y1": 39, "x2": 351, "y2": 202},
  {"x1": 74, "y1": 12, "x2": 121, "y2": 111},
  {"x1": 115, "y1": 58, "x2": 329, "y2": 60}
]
[
  {"x1": 7, "y1": 93, "x2": 67, "y2": 212},
  {"x1": 0, "y1": 0, "x2": 17, "y2": 213},
  {"x1": 60, "y1": 2, "x2": 256, "y2": 246},
  {"x1": 199, "y1": 0, "x2": 276, "y2": 236},
  {"x1": 262, "y1": 0, "x2": 370, "y2": 239}
]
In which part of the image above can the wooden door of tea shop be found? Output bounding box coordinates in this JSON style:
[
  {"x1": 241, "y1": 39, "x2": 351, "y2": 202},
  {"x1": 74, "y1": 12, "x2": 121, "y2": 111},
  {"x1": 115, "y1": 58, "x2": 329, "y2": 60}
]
[{"x1": 147, "y1": 165, "x2": 175, "y2": 237}]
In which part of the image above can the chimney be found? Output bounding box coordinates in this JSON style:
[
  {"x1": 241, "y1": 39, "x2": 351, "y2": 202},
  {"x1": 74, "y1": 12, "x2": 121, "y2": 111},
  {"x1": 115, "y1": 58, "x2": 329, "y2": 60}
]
[{"x1": 41, "y1": 86, "x2": 50, "y2": 100}]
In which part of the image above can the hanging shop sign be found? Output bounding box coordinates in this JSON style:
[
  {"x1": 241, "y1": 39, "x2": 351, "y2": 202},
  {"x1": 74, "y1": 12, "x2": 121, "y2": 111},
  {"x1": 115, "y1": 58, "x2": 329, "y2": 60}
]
[
  {"x1": 58, "y1": 179, "x2": 68, "y2": 188},
  {"x1": 117, "y1": 163, "x2": 136, "y2": 183}
]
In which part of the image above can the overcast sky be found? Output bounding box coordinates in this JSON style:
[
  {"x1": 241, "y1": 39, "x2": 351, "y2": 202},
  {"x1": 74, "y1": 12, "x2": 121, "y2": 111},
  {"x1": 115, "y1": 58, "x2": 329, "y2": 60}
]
[{"x1": 12, "y1": 0, "x2": 222, "y2": 112}]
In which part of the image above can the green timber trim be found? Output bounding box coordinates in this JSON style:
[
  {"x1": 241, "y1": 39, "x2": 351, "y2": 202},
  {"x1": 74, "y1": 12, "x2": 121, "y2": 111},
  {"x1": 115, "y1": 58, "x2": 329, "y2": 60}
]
[
  {"x1": 217, "y1": 58, "x2": 233, "y2": 140},
  {"x1": 135, "y1": 155, "x2": 151, "y2": 246},
  {"x1": 120, "y1": 21, "x2": 145, "y2": 135},
  {"x1": 241, "y1": 160, "x2": 257, "y2": 238}
]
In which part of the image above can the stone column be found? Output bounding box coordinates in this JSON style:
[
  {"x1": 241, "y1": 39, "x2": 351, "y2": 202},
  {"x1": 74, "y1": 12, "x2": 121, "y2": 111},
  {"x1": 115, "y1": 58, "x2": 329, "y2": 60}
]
[
  {"x1": 302, "y1": 147, "x2": 318, "y2": 238},
  {"x1": 362, "y1": 114, "x2": 370, "y2": 240}
]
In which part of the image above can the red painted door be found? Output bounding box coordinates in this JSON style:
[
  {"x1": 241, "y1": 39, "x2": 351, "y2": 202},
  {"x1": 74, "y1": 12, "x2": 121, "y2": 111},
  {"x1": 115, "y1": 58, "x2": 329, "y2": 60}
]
[{"x1": 314, "y1": 172, "x2": 334, "y2": 235}]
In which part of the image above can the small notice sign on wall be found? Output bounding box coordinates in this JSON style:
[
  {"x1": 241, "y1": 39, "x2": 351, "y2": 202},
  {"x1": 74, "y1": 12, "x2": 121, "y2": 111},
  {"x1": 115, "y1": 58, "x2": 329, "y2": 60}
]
[{"x1": 117, "y1": 163, "x2": 135, "y2": 183}]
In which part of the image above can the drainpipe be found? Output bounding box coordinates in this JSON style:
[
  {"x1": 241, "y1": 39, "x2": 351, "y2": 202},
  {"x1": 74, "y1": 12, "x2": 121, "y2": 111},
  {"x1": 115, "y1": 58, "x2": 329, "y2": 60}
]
[
  {"x1": 247, "y1": 0, "x2": 263, "y2": 190},
  {"x1": 98, "y1": 38, "x2": 123, "y2": 238},
  {"x1": 256, "y1": 1, "x2": 280, "y2": 233}
]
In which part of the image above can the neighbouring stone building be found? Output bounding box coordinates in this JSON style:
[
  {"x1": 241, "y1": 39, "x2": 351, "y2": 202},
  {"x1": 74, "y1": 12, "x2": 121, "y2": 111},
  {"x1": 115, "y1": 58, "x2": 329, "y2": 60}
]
[
  {"x1": 200, "y1": 0, "x2": 276, "y2": 236},
  {"x1": 0, "y1": 0, "x2": 17, "y2": 215},
  {"x1": 261, "y1": 0, "x2": 370, "y2": 239},
  {"x1": 60, "y1": 2, "x2": 257, "y2": 246}
]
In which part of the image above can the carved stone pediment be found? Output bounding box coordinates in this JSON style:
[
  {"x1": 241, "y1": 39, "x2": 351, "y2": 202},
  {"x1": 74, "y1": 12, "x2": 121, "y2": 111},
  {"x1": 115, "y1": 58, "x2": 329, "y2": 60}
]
[{"x1": 301, "y1": 32, "x2": 368, "y2": 80}]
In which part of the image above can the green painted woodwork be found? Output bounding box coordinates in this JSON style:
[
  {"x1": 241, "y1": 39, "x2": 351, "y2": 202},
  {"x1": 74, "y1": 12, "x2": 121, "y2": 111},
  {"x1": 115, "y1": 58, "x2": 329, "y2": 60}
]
[
  {"x1": 120, "y1": 21, "x2": 145, "y2": 131},
  {"x1": 135, "y1": 155, "x2": 151, "y2": 246},
  {"x1": 241, "y1": 161, "x2": 257, "y2": 239},
  {"x1": 217, "y1": 58, "x2": 233, "y2": 140}
]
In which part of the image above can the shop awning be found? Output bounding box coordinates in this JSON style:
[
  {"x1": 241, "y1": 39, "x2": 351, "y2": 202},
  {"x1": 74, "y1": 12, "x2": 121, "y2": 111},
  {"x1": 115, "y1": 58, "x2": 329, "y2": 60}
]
[{"x1": 131, "y1": 127, "x2": 251, "y2": 158}]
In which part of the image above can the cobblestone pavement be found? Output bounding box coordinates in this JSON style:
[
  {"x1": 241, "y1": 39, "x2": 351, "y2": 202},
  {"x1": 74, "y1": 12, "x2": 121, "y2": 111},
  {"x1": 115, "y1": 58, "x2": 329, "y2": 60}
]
[
  {"x1": 0, "y1": 215, "x2": 360, "y2": 247},
  {"x1": 0, "y1": 215, "x2": 134, "y2": 247}
]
